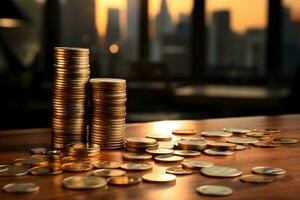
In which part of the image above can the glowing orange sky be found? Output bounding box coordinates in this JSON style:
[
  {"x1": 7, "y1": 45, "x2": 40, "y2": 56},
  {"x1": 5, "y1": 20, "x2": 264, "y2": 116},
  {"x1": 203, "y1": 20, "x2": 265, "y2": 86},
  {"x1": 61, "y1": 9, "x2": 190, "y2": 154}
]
[{"x1": 95, "y1": 0, "x2": 300, "y2": 37}]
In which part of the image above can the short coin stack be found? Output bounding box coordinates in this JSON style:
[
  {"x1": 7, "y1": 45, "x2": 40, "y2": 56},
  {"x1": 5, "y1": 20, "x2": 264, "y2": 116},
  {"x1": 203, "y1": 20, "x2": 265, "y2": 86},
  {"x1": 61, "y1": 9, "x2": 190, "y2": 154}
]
[
  {"x1": 63, "y1": 143, "x2": 101, "y2": 164},
  {"x1": 89, "y1": 78, "x2": 126, "y2": 149},
  {"x1": 52, "y1": 47, "x2": 90, "y2": 149}
]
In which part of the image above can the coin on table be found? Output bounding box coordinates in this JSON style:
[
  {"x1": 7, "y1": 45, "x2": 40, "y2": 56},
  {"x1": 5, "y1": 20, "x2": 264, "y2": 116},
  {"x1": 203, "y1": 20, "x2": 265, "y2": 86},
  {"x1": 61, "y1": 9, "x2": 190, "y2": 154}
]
[
  {"x1": 201, "y1": 131, "x2": 232, "y2": 137},
  {"x1": 107, "y1": 176, "x2": 142, "y2": 186},
  {"x1": 93, "y1": 169, "x2": 126, "y2": 177},
  {"x1": 62, "y1": 162, "x2": 93, "y2": 172},
  {"x1": 30, "y1": 147, "x2": 48, "y2": 155},
  {"x1": 158, "y1": 142, "x2": 174, "y2": 149},
  {"x1": 253, "y1": 128, "x2": 281, "y2": 133},
  {"x1": 201, "y1": 165, "x2": 242, "y2": 177},
  {"x1": 172, "y1": 129, "x2": 196, "y2": 135},
  {"x1": 146, "y1": 134, "x2": 172, "y2": 141},
  {"x1": 145, "y1": 148, "x2": 174, "y2": 155},
  {"x1": 3, "y1": 182, "x2": 39, "y2": 193},
  {"x1": 14, "y1": 157, "x2": 48, "y2": 167},
  {"x1": 0, "y1": 165, "x2": 8, "y2": 173},
  {"x1": 120, "y1": 163, "x2": 152, "y2": 171},
  {"x1": 123, "y1": 152, "x2": 152, "y2": 161},
  {"x1": 93, "y1": 161, "x2": 122, "y2": 169},
  {"x1": 0, "y1": 165, "x2": 29, "y2": 176},
  {"x1": 173, "y1": 150, "x2": 201, "y2": 157},
  {"x1": 227, "y1": 137, "x2": 259, "y2": 144},
  {"x1": 182, "y1": 160, "x2": 214, "y2": 169},
  {"x1": 207, "y1": 141, "x2": 236, "y2": 151},
  {"x1": 246, "y1": 131, "x2": 272, "y2": 140},
  {"x1": 204, "y1": 149, "x2": 234, "y2": 156},
  {"x1": 223, "y1": 127, "x2": 250, "y2": 134},
  {"x1": 271, "y1": 137, "x2": 299, "y2": 144},
  {"x1": 30, "y1": 167, "x2": 63, "y2": 175},
  {"x1": 196, "y1": 185, "x2": 233, "y2": 196},
  {"x1": 252, "y1": 166, "x2": 286, "y2": 175},
  {"x1": 166, "y1": 166, "x2": 195, "y2": 175},
  {"x1": 154, "y1": 155, "x2": 184, "y2": 162},
  {"x1": 253, "y1": 141, "x2": 280, "y2": 148},
  {"x1": 235, "y1": 144, "x2": 247, "y2": 150},
  {"x1": 177, "y1": 140, "x2": 207, "y2": 151},
  {"x1": 143, "y1": 173, "x2": 176, "y2": 183},
  {"x1": 63, "y1": 175, "x2": 107, "y2": 189},
  {"x1": 126, "y1": 137, "x2": 157, "y2": 145},
  {"x1": 240, "y1": 174, "x2": 274, "y2": 183}
]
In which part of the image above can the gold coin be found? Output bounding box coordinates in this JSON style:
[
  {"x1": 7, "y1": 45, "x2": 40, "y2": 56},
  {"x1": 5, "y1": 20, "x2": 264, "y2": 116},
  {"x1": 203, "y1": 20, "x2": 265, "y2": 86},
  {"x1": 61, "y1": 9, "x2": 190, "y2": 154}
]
[
  {"x1": 154, "y1": 155, "x2": 184, "y2": 162},
  {"x1": 196, "y1": 185, "x2": 233, "y2": 196},
  {"x1": 223, "y1": 127, "x2": 250, "y2": 134},
  {"x1": 240, "y1": 174, "x2": 274, "y2": 183},
  {"x1": 166, "y1": 166, "x2": 195, "y2": 175},
  {"x1": 177, "y1": 140, "x2": 207, "y2": 151},
  {"x1": 271, "y1": 137, "x2": 299, "y2": 144},
  {"x1": 172, "y1": 129, "x2": 196, "y2": 135},
  {"x1": 63, "y1": 175, "x2": 107, "y2": 189},
  {"x1": 14, "y1": 157, "x2": 48, "y2": 167},
  {"x1": 227, "y1": 137, "x2": 259, "y2": 144},
  {"x1": 30, "y1": 147, "x2": 48, "y2": 155},
  {"x1": 123, "y1": 152, "x2": 152, "y2": 160},
  {"x1": 246, "y1": 131, "x2": 272, "y2": 140},
  {"x1": 201, "y1": 165, "x2": 242, "y2": 177},
  {"x1": 235, "y1": 144, "x2": 247, "y2": 150},
  {"x1": 3, "y1": 183, "x2": 39, "y2": 193},
  {"x1": 201, "y1": 131, "x2": 232, "y2": 137},
  {"x1": 0, "y1": 165, "x2": 29, "y2": 176},
  {"x1": 252, "y1": 166, "x2": 286, "y2": 175},
  {"x1": 253, "y1": 128, "x2": 281, "y2": 133},
  {"x1": 120, "y1": 163, "x2": 152, "y2": 171},
  {"x1": 145, "y1": 148, "x2": 174, "y2": 155},
  {"x1": 158, "y1": 142, "x2": 174, "y2": 149},
  {"x1": 182, "y1": 160, "x2": 214, "y2": 169},
  {"x1": 207, "y1": 141, "x2": 236, "y2": 151},
  {"x1": 62, "y1": 162, "x2": 93, "y2": 172},
  {"x1": 107, "y1": 176, "x2": 142, "y2": 185},
  {"x1": 93, "y1": 161, "x2": 122, "y2": 169},
  {"x1": 30, "y1": 167, "x2": 63, "y2": 175},
  {"x1": 126, "y1": 137, "x2": 157, "y2": 145},
  {"x1": 0, "y1": 165, "x2": 8, "y2": 173},
  {"x1": 146, "y1": 134, "x2": 172, "y2": 141},
  {"x1": 204, "y1": 149, "x2": 234, "y2": 156},
  {"x1": 142, "y1": 173, "x2": 176, "y2": 183},
  {"x1": 92, "y1": 169, "x2": 126, "y2": 177},
  {"x1": 173, "y1": 150, "x2": 201, "y2": 157},
  {"x1": 253, "y1": 141, "x2": 280, "y2": 148}
]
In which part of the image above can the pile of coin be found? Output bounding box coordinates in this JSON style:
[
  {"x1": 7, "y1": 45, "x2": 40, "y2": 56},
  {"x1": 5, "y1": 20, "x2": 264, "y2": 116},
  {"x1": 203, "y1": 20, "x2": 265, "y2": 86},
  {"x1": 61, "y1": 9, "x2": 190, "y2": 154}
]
[
  {"x1": 125, "y1": 137, "x2": 158, "y2": 152},
  {"x1": 52, "y1": 47, "x2": 90, "y2": 149},
  {"x1": 63, "y1": 143, "x2": 101, "y2": 164},
  {"x1": 89, "y1": 78, "x2": 126, "y2": 149}
]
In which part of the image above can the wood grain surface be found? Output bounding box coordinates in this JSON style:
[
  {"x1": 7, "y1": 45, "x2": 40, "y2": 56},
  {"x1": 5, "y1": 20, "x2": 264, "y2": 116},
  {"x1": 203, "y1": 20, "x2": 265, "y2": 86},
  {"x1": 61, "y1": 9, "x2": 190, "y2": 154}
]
[{"x1": 0, "y1": 114, "x2": 300, "y2": 199}]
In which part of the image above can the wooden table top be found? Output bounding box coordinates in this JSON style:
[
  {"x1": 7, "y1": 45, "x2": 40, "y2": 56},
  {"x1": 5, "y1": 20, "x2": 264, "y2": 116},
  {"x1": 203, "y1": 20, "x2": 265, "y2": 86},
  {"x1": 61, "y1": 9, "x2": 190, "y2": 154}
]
[{"x1": 0, "y1": 114, "x2": 300, "y2": 200}]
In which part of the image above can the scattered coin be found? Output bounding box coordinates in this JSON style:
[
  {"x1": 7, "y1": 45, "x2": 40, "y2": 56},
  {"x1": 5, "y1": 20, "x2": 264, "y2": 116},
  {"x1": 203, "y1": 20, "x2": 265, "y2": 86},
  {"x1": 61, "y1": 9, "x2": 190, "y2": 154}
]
[
  {"x1": 253, "y1": 128, "x2": 281, "y2": 133},
  {"x1": 246, "y1": 131, "x2": 272, "y2": 140},
  {"x1": 14, "y1": 157, "x2": 48, "y2": 168},
  {"x1": 223, "y1": 127, "x2": 250, "y2": 134},
  {"x1": 145, "y1": 148, "x2": 174, "y2": 155},
  {"x1": 201, "y1": 131, "x2": 232, "y2": 137},
  {"x1": 3, "y1": 182, "x2": 39, "y2": 193},
  {"x1": 240, "y1": 174, "x2": 274, "y2": 183},
  {"x1": 166, "y1": 166, "x2": 195, "y2": 175},
  {"x1": 126, "y1": 137, "x2": 157, "y2": 145},
  {"x1": 252, "y1": 166, "x2": 286, "y2": 175},
  {"x1": 146, "y1": 134, "x2": 172, "y2": 141},
  {"x1": 173, "y1": 150, "x2": 201, "y2": 157},
  {"x1": 0, "y1": 165, "x2": 29, "y2": 176},
  {"x1": 196, "y1": 185, "x2": 233, "y2": 196},
  {"x1": 93, "y1": 161, "x2": 122, "y2": 169},
  {"x1": 235, "y1": 144, "x2": 247, "y2": 150},
  {"x1": 182, "y1": 160, "x2": 214, "y2": 169},
  {"x1": 107, "y1": 176, "x2": 142, "y2": 186},
  {"x1": 143, "y1": 173, "x2": 176, "y2": 183},
  {"x1": 201, "y1": 165, "x2": 242, "y2": 177},
  {"x1": 154, "y1": 155, "x2": 184, "y2": 162},
  {"x1": 172, "y1": 129, "x2": 196, "y2": 135},
  {"x1": 30, "y1": 147, "x2": 48, "y2": 155},
  {"x1": 271, "y1": 137, "x2": 299, "y2": 144},
  {"x1": 177, "y1": 140, "x2": 207, "y2": 151},
  {"x1": 0, "y1": 165, "x2": 8, "y2": 173},
  {"x1": 123, "y1": 152, "x2": 152, "y2": 161},
  {"x1": 253, "y1": 141, "x2": 280, "y2": 148},
  {"x1": 227, "y1": 137, "x2": 259, "y2": 144},
  {"x1": 92, "y1": 169, "x2": 126, "y2": 177},
  {"x1": 207, "y1": 141, "x2": 236, "y2": 151},
  {"x1": 30, "y1": 167, "x2": 63, "y2": 175},
  {"x1": 120, "y1": 163, "x2": 152, "y2": 171},
  {"x1": 204, "y1": 149, "x2": 234, "y2": 156},
  {"x1": 62, "y1": 162, "x2": 93, "y2": 172},
  {"x1": 63, "y1": 175, "x2": 107, "y2": 189},
  {"x1": 158, "y1": 142, "x2": 174, "y2": 149}
]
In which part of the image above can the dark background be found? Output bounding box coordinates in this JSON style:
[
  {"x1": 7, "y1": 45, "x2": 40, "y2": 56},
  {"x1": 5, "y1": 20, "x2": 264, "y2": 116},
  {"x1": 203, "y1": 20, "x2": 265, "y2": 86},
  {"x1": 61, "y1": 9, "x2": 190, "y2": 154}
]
[{"x1": 0, "y1": 0, "x2": 299, "y2": 130}]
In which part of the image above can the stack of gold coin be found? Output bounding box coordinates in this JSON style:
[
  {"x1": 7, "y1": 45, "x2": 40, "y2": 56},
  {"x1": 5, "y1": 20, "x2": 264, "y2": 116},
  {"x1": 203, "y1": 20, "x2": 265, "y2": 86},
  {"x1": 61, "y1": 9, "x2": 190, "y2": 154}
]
[
  {"x1": 64, "y1": 143, "x2": 101, "y2": 164},
  {"x1": 52, "y1": 47, "x2": 90, "y2": 149},
  {"x1": 89, "y1": 78, "x2": 126, "y2": 149},
  {"x1": 125, "y1": 137, "x2": 158, "y2": 152}
]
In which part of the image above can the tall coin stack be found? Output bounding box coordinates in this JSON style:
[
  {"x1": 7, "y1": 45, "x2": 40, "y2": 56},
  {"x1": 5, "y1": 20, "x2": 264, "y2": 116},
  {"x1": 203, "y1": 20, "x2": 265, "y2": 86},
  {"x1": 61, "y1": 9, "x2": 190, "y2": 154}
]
[
  {"x1": 52, "y1": 47, "x2": 90, "y2": 149},
  {"x1": 89, "y1": 78, "x2": 126, "y2": 149}
]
